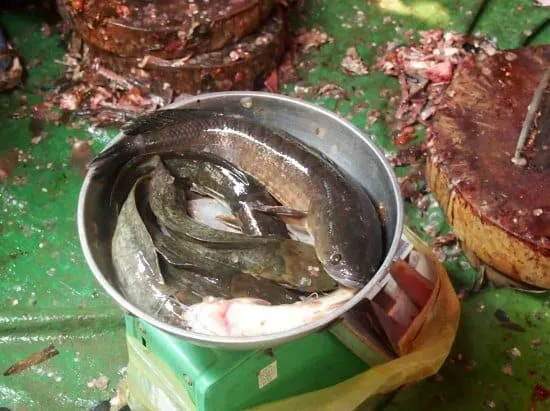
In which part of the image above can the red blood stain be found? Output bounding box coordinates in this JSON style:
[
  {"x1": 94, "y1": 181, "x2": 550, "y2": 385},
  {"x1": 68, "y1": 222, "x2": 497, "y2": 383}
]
[{"x1": 530, "y1": 384, "x2": 549, "y2": 411}]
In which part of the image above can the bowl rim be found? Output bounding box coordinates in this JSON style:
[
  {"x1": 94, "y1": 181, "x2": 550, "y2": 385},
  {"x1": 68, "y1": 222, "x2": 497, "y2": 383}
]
[{"x1": 77, "y1": 90, "x2": 404, "y2": 349}]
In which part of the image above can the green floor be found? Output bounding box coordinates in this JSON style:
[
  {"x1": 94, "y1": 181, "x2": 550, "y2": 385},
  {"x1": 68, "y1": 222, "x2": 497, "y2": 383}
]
[{"x1": 0, "y1": 1, "x2": 549, "y2": 410}]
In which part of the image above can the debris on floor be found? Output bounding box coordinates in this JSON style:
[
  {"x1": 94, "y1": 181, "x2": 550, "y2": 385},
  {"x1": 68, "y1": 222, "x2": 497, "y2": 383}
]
[
  {"x1": 341, "y1": 47, "x2": 369, "y2": 76},
  {"x1": 87, "y1": 375, "x2": 110, "y2": 391},
  {"x1": 3, "y1": 345, "x2": 59, "y2": 376},
  {"x1": 376, "y1": 29, "x2": 497, "y2": 146}
]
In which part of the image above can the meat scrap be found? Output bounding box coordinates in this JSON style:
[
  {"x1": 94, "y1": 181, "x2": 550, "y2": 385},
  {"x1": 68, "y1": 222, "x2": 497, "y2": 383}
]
[
  {"x1": 36, "y1": 32, "x2": 170, "y2": 128},
  {"x1": 376, "y1": 29, "x2": 498, "y2": 145},
  {"x1": 316, "y1": 83, "x2": 348, "y2": 99},
  {"x1": 274, "y1": 23, "x2": 334, "y2": 88},
  {"x1": 433, "y1": 232, "x2": 458, "y2": 247},
  {"x1": 277, "y1": 49, "x2": 299, "y2": 85},
  {"x1": 341, "y1": 47, "x2": 369, "y2": 76},
  {"x1": 3, "y1": 345, "x2": 59, "y2": 376},
  {"x1": 263, "y1": 69, "x2": 279, "y2": 92},
  {"x1": 386, "y1": 144, "x2": 426, "y2": 167},
  {"x1": 87, "y1": 374, "x2": 110, "y2": 390},
  {"x1": 397, "y1": 164, "x2": 424, "y2": 202},
  {"x1": 296, "y1": 28, "x2": 334, "y2": 53}
]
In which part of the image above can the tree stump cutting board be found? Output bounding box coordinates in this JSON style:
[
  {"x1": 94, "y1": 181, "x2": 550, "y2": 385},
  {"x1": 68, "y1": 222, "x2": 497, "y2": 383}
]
[{"x1": 426, "y1": 45, "x2": 550, "y2": 288}]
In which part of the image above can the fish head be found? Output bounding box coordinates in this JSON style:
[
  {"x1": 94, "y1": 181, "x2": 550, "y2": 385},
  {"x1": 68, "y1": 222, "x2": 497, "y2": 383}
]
[
  {"x1": 318, "y1": 242, "x2": 371, "y2": 289},
  {"x1": 311, "y1": 206, "x2": 381, "y2": 289}
]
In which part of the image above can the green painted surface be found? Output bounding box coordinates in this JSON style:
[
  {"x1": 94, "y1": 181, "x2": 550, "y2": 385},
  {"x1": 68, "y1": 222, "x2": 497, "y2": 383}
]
[
  {"x1": 0, "y1": 1, "x2": 549, "y2": 410},
  {"x1": 386, "y1": 288, "x2": 550, "y2": 411}
]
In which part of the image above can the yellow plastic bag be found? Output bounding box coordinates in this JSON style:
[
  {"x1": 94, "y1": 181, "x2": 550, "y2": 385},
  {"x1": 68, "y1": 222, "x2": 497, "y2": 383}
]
[{"x1": 249, "y1": 235, "x2": 461, "y2": 411}]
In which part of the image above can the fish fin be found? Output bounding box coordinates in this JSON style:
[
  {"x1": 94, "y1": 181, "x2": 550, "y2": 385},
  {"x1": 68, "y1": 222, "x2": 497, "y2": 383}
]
[
  {"x1": 88, "y1": 138, "x2": 138, "y2": 180},
  {"x1": 108, "y1": 155, "x2": 162, "y2": 209},
  {"x1": 248, "y1": 204, "x2": 308, "y2": 218},
  {"x1": 190, "y1": 183, "x2": 225, "y2": 202},
  {"x1": 121, "y1": 108, "x2": 225, "y2": 137},
  {"x1": 167, "y1": 293, "x2": 189, "y2": 309},
  {"x1": 215, "y1": 214, "x2": 243, "y2": 231},
  {"x1": 280, "y1": 214, "x2": 309, "y2": 230},
  {"x1": 186, "y1": 190, "x2": 209, "y2": 201}
]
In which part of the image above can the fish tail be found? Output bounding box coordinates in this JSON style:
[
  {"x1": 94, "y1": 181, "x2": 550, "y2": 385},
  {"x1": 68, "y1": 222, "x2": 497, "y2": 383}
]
[
  {"x1": 88, "y1": 140, "x2": 134, "y2": 179},
  {"x1": 90, "y1": 107, "x2": 246, "y2": 178}
]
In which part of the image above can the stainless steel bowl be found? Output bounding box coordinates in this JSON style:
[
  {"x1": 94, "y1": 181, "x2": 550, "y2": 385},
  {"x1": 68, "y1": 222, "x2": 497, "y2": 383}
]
[{"x1": 77, "y1": 91, "x2": 404, "y2": 350}]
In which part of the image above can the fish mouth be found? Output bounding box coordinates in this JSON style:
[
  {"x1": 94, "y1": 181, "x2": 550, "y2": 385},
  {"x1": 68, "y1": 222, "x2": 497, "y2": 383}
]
[
  {"x1": 325, "y1": 267, "x2": 365, "y2": 289},
  {"x1": 333, "y1": 277, "x2": 364, "y2": 289}
]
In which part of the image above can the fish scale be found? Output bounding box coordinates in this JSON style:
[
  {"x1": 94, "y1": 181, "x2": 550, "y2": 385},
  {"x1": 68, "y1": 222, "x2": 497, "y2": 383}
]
[
  {"x1": 91, "y1": 108, "x2": 384, "y2": 288},
  {"x1": 143, "y1": 162, "x2": 338, "y2": 293}
]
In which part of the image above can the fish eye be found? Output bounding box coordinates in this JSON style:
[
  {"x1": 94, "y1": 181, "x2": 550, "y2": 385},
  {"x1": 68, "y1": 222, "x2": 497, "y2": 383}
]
[{"x1": 329, "y1": 253, "x2": 342, "y2": 265}]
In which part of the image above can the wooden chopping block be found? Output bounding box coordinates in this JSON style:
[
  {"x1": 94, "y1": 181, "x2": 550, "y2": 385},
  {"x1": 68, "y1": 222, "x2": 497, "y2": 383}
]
[
  {"x1": 426, "y1": 45, "x2": 550, "y2": 288},
  {"x1": 57, "y1": 0, "x2": 275, "y2": 59}
]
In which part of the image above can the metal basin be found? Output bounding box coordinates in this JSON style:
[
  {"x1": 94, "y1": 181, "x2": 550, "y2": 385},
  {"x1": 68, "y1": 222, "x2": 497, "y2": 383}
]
[{"x1": 77, "y1": 91, "x2": 404, "y2": 350}]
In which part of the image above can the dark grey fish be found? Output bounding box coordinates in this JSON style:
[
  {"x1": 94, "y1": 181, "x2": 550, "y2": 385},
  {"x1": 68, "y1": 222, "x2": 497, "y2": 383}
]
[
  {"x1": 159, "y1": 256, "x2": 233, "y2": 306},
  {"x1": 109, "y1": 154, "x2": 163, "y2": 212},
  {"x1": 91, "y1": 108, "x2": 384, "y2": 288},
  {"x1": 142, "y1": 188, "x2": 337, "y2": 293},
  {"x1": 164, "y1": 156, "x2": 290, "y2": 238},
  {"x1": 111, "y1": 175, "x2": 184, "y2": 324},
  {"x1": 228, "y1": 272, "x2": 303, "y2": 304},
  {"x1": 148, "y1": 159, "x2": 282, "y2": 247},
  {"x1": 160, "y1": 257, "x2": 303, "y2": 305}
]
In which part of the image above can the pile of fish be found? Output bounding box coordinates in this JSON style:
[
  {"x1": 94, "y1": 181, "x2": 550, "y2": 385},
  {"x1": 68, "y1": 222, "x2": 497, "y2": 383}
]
[{"x1": 91, "y1": 108, "x2": 385, "y2": 337}]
